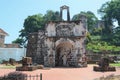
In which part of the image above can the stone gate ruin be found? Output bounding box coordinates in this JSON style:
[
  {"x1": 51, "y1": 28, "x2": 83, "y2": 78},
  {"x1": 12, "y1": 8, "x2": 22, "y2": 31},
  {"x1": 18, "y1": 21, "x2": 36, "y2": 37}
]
[{"x1": 26, "y1": 5, "x2": 88, "y2": 67}]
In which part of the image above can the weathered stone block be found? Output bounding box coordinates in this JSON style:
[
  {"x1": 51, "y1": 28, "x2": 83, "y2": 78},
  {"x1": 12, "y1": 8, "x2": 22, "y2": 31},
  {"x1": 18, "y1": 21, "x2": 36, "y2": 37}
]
[
  {"x1": 93, "y1": 58, "x2": 116, "y2": 72},
  {"x1": 16, "y1": 66, "x2": 37, "y2": 71},
  {"x1": 22, "y1": 57, "x2": 32, "y2": 66}
]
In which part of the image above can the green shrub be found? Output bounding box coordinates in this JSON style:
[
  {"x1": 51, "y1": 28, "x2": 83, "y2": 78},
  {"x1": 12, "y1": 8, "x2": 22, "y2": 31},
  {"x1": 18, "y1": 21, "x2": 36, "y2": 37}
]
[{"x1": 0, "y1": 72, "x2": 27, "y2": 80}]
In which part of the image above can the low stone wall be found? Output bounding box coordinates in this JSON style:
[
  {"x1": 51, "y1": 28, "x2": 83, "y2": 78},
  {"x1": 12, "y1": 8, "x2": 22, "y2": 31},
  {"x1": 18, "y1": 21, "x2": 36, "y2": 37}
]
[{"x1": 86, "y1": 50, "x2": 120, "y2": 63}]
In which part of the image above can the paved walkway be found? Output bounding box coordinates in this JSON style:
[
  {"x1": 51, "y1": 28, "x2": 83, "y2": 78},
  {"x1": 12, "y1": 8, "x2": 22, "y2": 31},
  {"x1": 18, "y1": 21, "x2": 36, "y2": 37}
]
[{"x1": 0, "y1": 65, "x2": 120, "y2": 80}]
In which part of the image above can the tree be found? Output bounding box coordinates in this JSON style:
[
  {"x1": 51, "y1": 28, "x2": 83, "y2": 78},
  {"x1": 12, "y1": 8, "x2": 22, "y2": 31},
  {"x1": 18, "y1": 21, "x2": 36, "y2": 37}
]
[
  {"x1": 43, "y1": 10, "x2": 60, "y2": 23},
  {"x1": 72, "y1": 11, "x2": 98, "y2": 34},
  {"x1": 18, "y1": 10, "x2": 60, "y2": 46},
  {"x1": 112, "y1": 26, "x2": 120, "y2": 46},
  {"x1": 92, "y1": 27, "x2": 103, "y2": 36},
  {"x1": 12, "y1": 38, "x2": 25, "y2": 47},
  {"x1": 19, "y1": 14, "x2": 44, "y2": 42},
  {"x1": 99, "y1": 0, "x2": 120, "y2": 33},
  {"x1": 98, "y1": 0, "x2": 120, "y2": 44}
]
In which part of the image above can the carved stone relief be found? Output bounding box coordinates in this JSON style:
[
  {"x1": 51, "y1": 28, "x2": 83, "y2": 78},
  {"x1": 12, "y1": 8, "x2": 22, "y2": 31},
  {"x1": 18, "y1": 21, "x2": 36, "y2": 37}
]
[{"x1": 56, "y1": 24, "x2": 74, "y2": 36}]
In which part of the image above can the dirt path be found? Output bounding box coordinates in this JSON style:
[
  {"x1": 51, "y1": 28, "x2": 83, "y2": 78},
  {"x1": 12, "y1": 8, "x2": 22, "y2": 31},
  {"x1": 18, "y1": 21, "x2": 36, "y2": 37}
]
[{"x1": 0, "y1": 65, "x2": 120, "y2": 80}]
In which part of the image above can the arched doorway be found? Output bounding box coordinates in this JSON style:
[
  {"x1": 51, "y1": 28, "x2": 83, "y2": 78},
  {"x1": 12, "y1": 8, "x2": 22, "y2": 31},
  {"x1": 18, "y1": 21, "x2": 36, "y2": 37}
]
[{"x1": 55, "y1": 41, "x2": 73, "y2": 67}]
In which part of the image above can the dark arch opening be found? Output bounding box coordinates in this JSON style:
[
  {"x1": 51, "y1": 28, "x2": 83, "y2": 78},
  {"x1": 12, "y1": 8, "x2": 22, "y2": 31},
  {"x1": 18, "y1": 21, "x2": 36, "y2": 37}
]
[{"x1": 55, "y1": 42, "x2": 73, "y2": 67}]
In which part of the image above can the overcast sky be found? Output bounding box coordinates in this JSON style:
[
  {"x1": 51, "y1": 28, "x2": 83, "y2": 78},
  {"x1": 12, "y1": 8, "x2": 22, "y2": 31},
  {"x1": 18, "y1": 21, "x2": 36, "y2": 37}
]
[{"x1": 0, "y1": 0, "x2": 111, "y2": 43}]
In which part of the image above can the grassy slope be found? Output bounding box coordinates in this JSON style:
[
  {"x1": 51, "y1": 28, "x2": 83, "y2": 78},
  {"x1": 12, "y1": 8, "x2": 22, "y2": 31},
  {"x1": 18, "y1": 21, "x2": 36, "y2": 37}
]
[
  {"x1": 0, "y1": 64, "x2": 16, "y2": 69},
  {"x1": 110, "y1": 63, "x2": 120, "y2": 67}
]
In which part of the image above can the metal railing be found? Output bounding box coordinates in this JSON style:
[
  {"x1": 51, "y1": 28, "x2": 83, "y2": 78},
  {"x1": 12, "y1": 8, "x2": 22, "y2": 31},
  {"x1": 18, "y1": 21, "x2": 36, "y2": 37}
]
[
  {"x1": 27, "y1": 74, "x2": 42, "y2": 80},
  {"x1": 0, "y1": 73, "x2": 43, "y2": 80}
]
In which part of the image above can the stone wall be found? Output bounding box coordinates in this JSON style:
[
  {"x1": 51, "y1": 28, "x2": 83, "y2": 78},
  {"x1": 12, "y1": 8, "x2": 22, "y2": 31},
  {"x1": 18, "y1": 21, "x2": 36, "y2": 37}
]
[
  {"x1": 26, "y1": 32, "x2": 39, "y2": 64},
  {"x1": 26, "y1": 31, "x2": 48, "y2": 65},
  {"x1": 36, "y1": 31, "x2": 46, "y2": 64},
  {"x1": 46, "y1": 21, "x2": 87, "y2": 37},
  {"x1": 26, "y1": 20, "x2": 87, "y2": 67},
  {"x1": 26, "y1": 11, "x2": 87, "y2": 67}
]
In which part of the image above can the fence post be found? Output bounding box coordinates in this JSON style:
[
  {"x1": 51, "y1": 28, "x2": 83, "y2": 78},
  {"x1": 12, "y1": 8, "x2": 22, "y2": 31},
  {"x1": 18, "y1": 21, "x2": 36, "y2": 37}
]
[{"x1": 40, "y1": 73, "x2": 42, "y2": 80}]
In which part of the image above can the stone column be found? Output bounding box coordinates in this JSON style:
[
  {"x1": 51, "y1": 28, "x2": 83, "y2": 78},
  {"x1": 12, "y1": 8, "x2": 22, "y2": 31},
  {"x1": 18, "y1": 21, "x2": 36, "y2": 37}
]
[
  {"x1": 60, "y1": 5, "x2": 70, "y2": 21},
  {"x1": 60, "y1": 8, "x2": 62, "y2": 21},
  {"x1": 67, "y1": 8, "x2": 70, "y2": 21}
]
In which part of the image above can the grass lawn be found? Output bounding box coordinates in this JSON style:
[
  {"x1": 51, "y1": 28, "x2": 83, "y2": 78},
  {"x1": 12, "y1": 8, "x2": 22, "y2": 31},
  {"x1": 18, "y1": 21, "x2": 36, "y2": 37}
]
[
  {"x1": 0, "y1": 66, "x2": 15, "y2": 69},
  {"x1": 110, "y1": 63, "x2": 120, "y2": 67},
  {"x1": 0, "y1": 64, "x2": 21, "y2": 69}
]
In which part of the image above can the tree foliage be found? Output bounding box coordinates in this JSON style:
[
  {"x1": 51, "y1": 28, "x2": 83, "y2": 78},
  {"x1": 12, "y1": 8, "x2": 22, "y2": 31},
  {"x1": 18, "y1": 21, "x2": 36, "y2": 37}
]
[
  {"x1": 12, "y1": 38, "x2": 25, "y2": 47},
  {"x1": 72, "y1": 11, "x2": 98, "y2": 34},
  {"x1": 43, "y1": 10, "x2": 61, "y2": 22},
  {"x1": 99, "y1": 0, "x2": 120, "y2": 34},
  {"x1": 19, "y1": 14, "x2": 44, "y2": 41},
  {"x1": 15, "y1": 10, "x2": 60, "y2": 46},
  {"x1": 99, "y1": 0, "x2": 120, "y2": 45},
  {"x1": 112, "y1": 26, "x2": 120, "y2": 46},
  {"x1": 87, "y1": 36, "x2": 120, "y2": 52}
]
